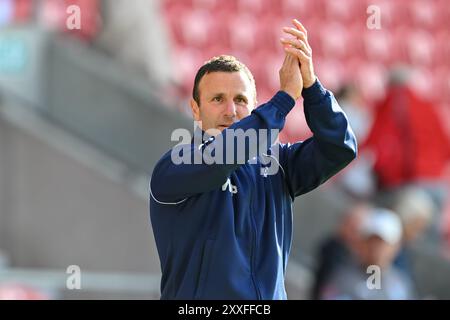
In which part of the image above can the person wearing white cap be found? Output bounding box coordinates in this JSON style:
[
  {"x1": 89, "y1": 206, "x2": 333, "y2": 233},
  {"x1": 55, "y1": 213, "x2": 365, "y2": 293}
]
[
  {"x1": 359, "y1": 208, "x2": 403, "y2": 270},
  {"x1": 319, "y1": 208, "x2": 417, "y2": 300}
]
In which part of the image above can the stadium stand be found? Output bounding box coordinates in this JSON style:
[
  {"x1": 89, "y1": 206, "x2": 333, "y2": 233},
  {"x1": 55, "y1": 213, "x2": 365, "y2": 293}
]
[{"x1": 161, "y1": 0, "x2": 450, "y2": 142}]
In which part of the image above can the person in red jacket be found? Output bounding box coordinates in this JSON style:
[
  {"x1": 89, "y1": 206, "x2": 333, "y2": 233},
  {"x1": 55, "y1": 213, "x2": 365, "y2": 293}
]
[{"x1": 363, "y1": 68, "x2": 450, "y2": 243}]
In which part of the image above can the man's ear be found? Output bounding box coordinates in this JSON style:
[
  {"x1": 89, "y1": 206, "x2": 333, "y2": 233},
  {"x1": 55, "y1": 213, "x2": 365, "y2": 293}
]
[{"x1": 190, "y1": 98, "x2": 201, "y2": 122}]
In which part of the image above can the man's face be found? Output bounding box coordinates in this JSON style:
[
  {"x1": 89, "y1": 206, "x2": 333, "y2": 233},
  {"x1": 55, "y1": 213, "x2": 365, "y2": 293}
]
[
  {"x1": 362, "y1": 236, "x2": 399, "y2": 269},
  {"x1": 190, "y1": 71, "x2": 256, "y2": 135}
]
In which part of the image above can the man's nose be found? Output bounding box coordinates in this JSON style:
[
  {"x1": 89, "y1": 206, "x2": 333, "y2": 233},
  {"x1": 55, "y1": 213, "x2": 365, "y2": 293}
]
[{"x1": 224, "y1": 101, "x2": 237, "y2": 117}]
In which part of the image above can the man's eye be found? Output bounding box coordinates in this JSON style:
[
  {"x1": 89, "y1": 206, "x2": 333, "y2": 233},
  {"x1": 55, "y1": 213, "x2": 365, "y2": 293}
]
[
  {"x1": 212, "y1": 97, "x2": 222, "y2": 102},
  {"x1": 235, "y1": 98, "x2": 247, "y2": 104}
]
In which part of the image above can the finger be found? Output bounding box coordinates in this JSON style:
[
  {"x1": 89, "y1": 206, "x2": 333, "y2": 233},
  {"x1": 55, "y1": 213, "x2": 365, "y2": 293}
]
[
  {"x1": 280, "y1": 38, "x2": 311, "y2": 57},
  {"x1": 283, "y1": 27, "x2": 307, "y2": 43},
  {"x1": 282, "y1": 53, "x2": 288, "y2": 65},
  {"x1": 292, "y1": 19, "x2": 308, "y2": 37},
  {"x1": 285, "y1": 46, "x2": 310, "y2": 63},
  {"x1": 282, "y1": 27, "x2": 311, "y2": 52}
]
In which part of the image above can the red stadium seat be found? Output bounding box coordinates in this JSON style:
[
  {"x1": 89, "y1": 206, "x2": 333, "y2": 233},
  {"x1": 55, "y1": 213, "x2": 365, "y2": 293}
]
[
  {"x1": 163, "y1": 0, "x2": 193, "y2": 10},
  {"x1": 314, "y1": 58, "x2": 346, "y2": 92},
  {"x1": 405, "y1": 30, "x2": 435, "y2": 67},
  {"x1": 282, "y1": 105, "x2": 311, "y2": 143},
  {"x1": 172, "y1": 47, "x2": 203, "y2": 94},
  {"x1": 192, "y1": 0, "x2": 218, "y2": 10},
  {"x1": 434, "y1": 67, "x2": 450, "y2": 104},
  {"x1": 428, "y1": 67, "x2": 450, "y2": 104},
  {"x1": 260, "y1": 52, "x2": 282, "y2": 92},
  {"x1": 409, "y1": 67, "x2": 437, "y2": 102},
  {"x1": 265, "y1": 16, "x2": 297, "y2": 53},
  {"x1": 389, "y1": 27, "x2": 411, "y2": 64},
  {"x1": 236, "y1": 0, "x2": 265, "y2": 14},
  {"x1": 318, "y1": 23, "x2": 349, "y2": 59},
  {"x1": 436, "y1": 0, "x2": 450, "y2": 30},
  {"x1": 355, "y1": 63, "x2": 387, "y2": 103},
  {"x1": 161, "y1": 0, "x2": 448, "y2": 121},
  {"x1": 323, "y1": 0, "x2": 361, "y2": 23},
  {"x1": 164, "y1": 5, "x2": 185, "y2": 45},
  {"x1": 227, "y1": 13, "x2": 258, "y2": 53},
  {"x1": 363, "y1": 30, "x2": 392, "y2": 63},
  {"x1": 179, "y1": 9, "x2": 213, "y2": 48},
  {"x1": 365, "y1": 0, "x2": 409, "y2": 29},
  {"x1": 433, "y1": 30, "x2": 450, "y2": 68},
  {"x1": 409, "y1": 0, "x2": 437, "y2": 30},
  {"x1": 280, "y1": 0, "x2": 320, "y2": 20}
]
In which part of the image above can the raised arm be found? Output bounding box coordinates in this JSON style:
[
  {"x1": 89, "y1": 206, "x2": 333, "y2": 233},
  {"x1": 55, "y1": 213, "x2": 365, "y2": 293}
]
[
  {"x1": 279, "y1": 80, "x2": 357, "y2": 198},
  {"x1": 278, "y1": 19, "x2": 357, "y2": 198}
]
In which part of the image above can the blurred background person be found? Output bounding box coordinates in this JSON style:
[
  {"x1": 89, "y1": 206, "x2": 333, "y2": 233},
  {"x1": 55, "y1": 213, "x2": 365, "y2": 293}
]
[
  {"x1": 319, "y1": 208, "x2": 417, "y2": 300},
  {"x1": 310, "y1": 202, "x2": 369, "y2": 299},
  {"x1": 394, "y1": 186, "x2": 435, "y2": 245},
  {"x1": 391, "y1": 186, "x2": 434, "y2": 285}
]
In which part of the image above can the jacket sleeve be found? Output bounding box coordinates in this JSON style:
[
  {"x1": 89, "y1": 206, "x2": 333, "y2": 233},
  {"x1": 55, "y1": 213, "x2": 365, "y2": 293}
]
[
  {"x1": 150, "y1": 91, "x2": 295, "y2": 203},
  {"x1": 279, "y1": 79, "x2": 358, "y2": 198}
]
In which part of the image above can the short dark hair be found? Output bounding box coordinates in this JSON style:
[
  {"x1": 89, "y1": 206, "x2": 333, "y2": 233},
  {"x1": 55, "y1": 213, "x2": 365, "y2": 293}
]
[{"x1": 192, "y1": 55, "x2": 256, "y2": 105}]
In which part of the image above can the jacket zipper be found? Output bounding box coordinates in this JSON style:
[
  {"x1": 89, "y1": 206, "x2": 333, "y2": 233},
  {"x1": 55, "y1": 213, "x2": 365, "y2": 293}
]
[{"x1": 247, "y1": 165, "x2": 262, "y2": 300}]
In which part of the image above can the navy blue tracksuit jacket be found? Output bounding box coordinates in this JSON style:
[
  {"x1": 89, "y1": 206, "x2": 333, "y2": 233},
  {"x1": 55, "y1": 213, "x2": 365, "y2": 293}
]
[{"x1": 150, "y1": 79, "x2": 357, "y2": 299}]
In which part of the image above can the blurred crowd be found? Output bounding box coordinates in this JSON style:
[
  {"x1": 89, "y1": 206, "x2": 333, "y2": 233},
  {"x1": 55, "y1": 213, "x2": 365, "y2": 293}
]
[{"x1": 312, "y1": 67, "x2": 450, "y2": 299}]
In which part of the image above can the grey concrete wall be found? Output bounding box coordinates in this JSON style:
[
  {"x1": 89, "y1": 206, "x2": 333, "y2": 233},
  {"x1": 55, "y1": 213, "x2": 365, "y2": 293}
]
[
  {"x1": 0, "y1": 118, "x2": 12, "y2": 252},
  {"x1": 0, "y1": 115, "x2": 160, "y2": 275}
]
